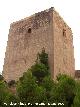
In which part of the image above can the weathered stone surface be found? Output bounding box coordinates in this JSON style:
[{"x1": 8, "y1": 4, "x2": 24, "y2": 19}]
[
  {"x1": 75, "y1": 70, "x2": 80, "y2": 79},
  {"x1": 3, "y1": 7, "x2": 75, "y2": 82}
]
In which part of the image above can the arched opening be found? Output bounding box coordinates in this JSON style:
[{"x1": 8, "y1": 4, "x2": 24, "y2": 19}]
[{"x1": 28, "y1": 28, "x2": 31, "y2": 33}]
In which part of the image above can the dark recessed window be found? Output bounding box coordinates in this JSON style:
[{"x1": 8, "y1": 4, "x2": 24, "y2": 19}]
[
  {"x1": 63, "y1": 29, "x2": 66, "y2": 36},
  {"x1": 28, "y1": 28, "x2": 31, "y2": 33}
]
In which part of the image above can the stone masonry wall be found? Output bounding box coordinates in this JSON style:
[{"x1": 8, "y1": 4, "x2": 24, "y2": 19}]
[
  {"x1": 3, "y1": 8, "x2": 54, "y2": 82},
  {"x1": 3, "y1": 7, "x2": 75, "y2": 82},
  {"x1": 53, "y1": 10, "x2": 75, "y2": 79}
]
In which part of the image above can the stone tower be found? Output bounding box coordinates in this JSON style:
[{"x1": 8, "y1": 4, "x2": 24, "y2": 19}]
[{"x1": 3, "y1": 7, "x2": 75, "y2": 82}]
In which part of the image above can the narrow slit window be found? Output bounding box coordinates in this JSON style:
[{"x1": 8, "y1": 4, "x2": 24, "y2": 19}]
[
  {"x1": 28, "y1": 28, "x2": 31, "y2": 33},
  {"x1": 63, "y1": 29, "x2": 66, "y2": 36}
]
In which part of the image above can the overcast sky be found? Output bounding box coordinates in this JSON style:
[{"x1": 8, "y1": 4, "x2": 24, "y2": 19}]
[{"x1": 0, "y1": 0, "x2": 80, "y2": 74}]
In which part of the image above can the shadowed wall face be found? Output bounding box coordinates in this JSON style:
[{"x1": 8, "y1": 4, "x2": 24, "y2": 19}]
[
  {"x1": 3, "y1": 7, "x2": 75, "y2": 82},
  {"x1": 53, "y1": 10, "x2": 75, "y2": 79}
]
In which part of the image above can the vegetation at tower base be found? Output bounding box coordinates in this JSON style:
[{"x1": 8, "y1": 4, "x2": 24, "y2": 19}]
[
  {"x1": 0, "y1": 49, "x2": 80, "y2": 107},
  {"x1": 38, "y1": 48, "x2": 49, "y2": 70},
  {"x1": 16, "y1": 50, "x2": 76, "y2": 107},
  {"x1": 72, "y1": 81, "x2": 80, "y2": 107},
  {"x1": 0, "y1": 74, "x2": 4, "y2": 81},
  {"x1": 8, "y1": 80, "x2": 16, "y2": 88},
  {"x1": 0, "y1": 80, "x2": 18, "y2": 107},
  {"x1": 31, "y1": 63, "x2": 49, "y2": 83},
  {"x1": 0, "y1": 80, "x2": 8, "y2": 107}
]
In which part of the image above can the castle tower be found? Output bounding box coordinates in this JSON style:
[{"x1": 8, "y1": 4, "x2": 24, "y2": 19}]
[{"x1": 3, "y1": 7, "x2": 75, "y2": 82}]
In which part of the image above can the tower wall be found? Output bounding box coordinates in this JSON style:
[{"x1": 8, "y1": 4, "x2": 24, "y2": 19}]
[
  {"x1": 53, "y1": 10, "x2": 75, "y2": 79},
  {"x1": 3, "y1": 7, "x2": 75, "y2": 82},
  {"x1": 3, "y1": 8, "x2": 54, "y2": 82}
]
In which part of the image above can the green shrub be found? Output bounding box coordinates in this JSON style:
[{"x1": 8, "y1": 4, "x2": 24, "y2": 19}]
[{"x1": 8, "y1": 80, "x2": 16, "y2": 87}]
